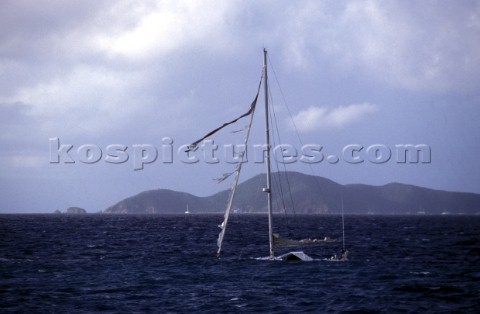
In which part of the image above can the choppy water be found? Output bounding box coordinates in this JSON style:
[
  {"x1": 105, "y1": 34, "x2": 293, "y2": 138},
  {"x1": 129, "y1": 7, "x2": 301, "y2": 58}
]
[{"x1": 1, "y1": 214, "x2": 479, "y2": 313}]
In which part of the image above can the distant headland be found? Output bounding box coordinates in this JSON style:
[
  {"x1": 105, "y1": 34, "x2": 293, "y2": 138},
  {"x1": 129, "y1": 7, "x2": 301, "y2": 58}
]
[{"x1": 103, "y1": 172, "x2": 480, "y2": 215}]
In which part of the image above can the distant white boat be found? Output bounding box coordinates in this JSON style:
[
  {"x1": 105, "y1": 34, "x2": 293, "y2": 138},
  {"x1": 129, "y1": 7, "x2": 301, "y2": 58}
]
[{"x1": 185, "y1": 204, "x2": 190, "y2": 214}]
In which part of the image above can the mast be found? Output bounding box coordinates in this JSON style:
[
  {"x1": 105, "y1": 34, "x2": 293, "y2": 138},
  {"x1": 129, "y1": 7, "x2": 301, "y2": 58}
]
[{"x1": 262, "y1": 48, "x2": 274, "y2": 259}]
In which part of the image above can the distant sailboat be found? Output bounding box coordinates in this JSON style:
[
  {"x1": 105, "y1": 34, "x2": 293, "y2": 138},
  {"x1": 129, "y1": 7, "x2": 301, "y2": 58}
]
[
  {"x1": 185, "y1": 204, "x2": 190, "y2": 214},
  {"x1": 188, "y1": 49, "x2": 336, "y2": 261}
]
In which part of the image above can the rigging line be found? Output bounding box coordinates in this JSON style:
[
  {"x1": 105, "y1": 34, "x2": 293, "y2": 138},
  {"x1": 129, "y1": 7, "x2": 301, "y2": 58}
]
[
  {"x1": 267, "y1": 58, "x2": 303, "y2": 215},
  {"x1": 266, "y1": 59, "x2": 295, "y2": 215},
  {"x1": 270, "y1": 100, "x2": 296, "y2": 216},
  {"x1": 272, "y1": 173, "x2": 286, "y2": 215},
  {"x1": 267, "y1": 74, "x2": 296, "y2": 216},
  {"x1": 268, "y1": 56, "x2": 325, "y2": 213},
  {"x1": 267, "y1": 126, "x2": 282, "y2": 215},
  {"x1": 267, "y1": 85, "x2": 287, "y2": 215},
  {"x1": 267, "y1": 58, "x2": 304, "y2": 147},
  {"x1": 282, "y1": 165, "x2": 296, "y2": 215}
]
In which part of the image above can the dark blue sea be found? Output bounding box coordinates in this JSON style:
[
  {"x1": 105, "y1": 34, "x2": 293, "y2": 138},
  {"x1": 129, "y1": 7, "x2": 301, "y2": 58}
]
[{"x1": 1, "y1": 214, "x2": 479, "y2": 313}]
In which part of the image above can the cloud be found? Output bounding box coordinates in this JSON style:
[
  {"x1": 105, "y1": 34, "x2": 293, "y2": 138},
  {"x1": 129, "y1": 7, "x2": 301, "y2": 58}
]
[
  {"x1": 0, "y1": 102, "x2": 47, "y2": 174},
  {"x1": 291, "y1": 103, "x2": 378, "y2": 132},
  {"x1": 0, "y1": 1, "x2": 477, "y2": 144},
  {"x1": 273, "y1": 0, "x2": 480, "y2": 93},
  {"x1": 0, "y1": 0, "x2": 245, "y2": 142},
  {"x1": 337, "y1": 1, "x2": 480, "y2": 92},
  {"x1": 93, "y1": 1, "x2": 236, "y2": 60},
  {"x1": 1, "y1": 1, "x2": 479, "y2": 135}
]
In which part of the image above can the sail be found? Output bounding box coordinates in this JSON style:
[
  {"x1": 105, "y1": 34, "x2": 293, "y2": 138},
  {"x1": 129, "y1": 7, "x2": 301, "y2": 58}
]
[
  {"x1": 216, "y1": 110, "x2": 256, "y2": 255},
  {"x1": 216, "y1": 164, "x2": 241, "y2": 254},
  {"x1": 184, "y1": 78, "x2": 263, "y2": 256},
  {"x1": 185, "y1": 80, "x2": 260, "y2": 256},
  {"x1": 187, "y1": 80, "x2": 262, "y2": 152}
]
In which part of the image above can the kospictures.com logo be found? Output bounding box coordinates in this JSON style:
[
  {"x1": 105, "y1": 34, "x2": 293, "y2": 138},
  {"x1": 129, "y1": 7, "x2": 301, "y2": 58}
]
[{"x1": 49, "y1": 137, "x2": 431, "y2": 170}]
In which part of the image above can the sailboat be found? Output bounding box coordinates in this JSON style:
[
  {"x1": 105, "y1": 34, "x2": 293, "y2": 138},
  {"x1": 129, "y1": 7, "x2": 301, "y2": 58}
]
[
  {"x1": 188, "y1": 49, "x2": 333, "y2": 261},
  {"x1": 185, "y1": 204, "x2": 190, "y2": 214}
]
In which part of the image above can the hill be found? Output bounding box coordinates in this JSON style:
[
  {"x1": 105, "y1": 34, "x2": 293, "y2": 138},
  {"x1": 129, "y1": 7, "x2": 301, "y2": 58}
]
[{"x1": 103, "y1": 172, "x2": 480, "y2": 215}]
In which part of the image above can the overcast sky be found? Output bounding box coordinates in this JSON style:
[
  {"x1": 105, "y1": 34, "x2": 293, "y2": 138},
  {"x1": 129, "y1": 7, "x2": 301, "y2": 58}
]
[{"x1": 1, "y1": 0, "x2": 479, "y2": 213}]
